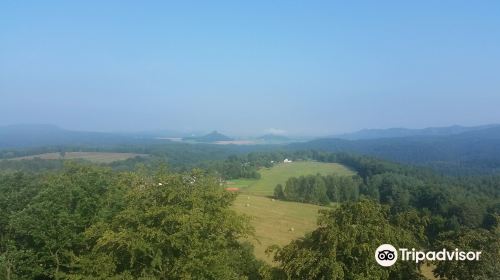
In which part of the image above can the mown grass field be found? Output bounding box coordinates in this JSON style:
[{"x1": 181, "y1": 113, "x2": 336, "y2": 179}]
[
  {"x1": 230, "y1": 161, "x2": 353, "y2": 263},
  {"x1": 233, "y1": 194, "x2": 329, "y2": 262},
  {"x1": 229, "y1": 161, "x2": 355, "y2": 196},
  {"x1": 8, "y1": 152, "x2": 146, "y2": 163}
]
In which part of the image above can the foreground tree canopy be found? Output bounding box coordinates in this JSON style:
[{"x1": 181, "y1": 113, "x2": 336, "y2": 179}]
[
  {"x1": 0, "y1": 164, "x2": 262, "y2": 279},
  {"x1": 266, "y1": 200, "x2": 422, "y2": 280}
]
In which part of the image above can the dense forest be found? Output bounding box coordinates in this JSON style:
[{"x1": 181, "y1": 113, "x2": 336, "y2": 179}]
[
  {"x1": 0, "y1": 150, "x2": 499, "y2": 279},
  {"x1": 291, "y1": 126, "x2": 500, "y2": 175},
  {"x1": 274, "y1": 174, "x2": 361, "y2": 205}
]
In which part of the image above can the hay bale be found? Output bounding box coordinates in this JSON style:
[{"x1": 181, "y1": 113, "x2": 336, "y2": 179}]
[{"x1": 245, "y1": 203, "x2": 250, "y2": 207}]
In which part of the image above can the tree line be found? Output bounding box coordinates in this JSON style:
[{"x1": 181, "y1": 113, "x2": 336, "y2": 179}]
[{"x1": 274, "y1": 174, "x2": 361, "y2": 205}]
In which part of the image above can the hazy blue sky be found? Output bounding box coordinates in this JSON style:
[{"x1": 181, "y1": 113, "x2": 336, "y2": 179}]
[{"x1": 1, "y1": 1, "x2": 499, "y2": 136}]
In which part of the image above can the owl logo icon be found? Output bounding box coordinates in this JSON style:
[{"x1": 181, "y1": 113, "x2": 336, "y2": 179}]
[{"x1": 375, "y1": 244, "x2": 398, "y2": 266}]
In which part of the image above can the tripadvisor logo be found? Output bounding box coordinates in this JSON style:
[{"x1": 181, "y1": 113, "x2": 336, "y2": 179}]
[
  {"x1": 375, "y1": 244, "x2": 482, "y2": 267},
  {"x1": 375, "y1": 244, "x2": 398, "y2": 267}
]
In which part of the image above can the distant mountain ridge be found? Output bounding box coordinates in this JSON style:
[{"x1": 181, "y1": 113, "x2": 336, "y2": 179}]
[
  {"x1": 0, "y1": 125, "x2": 233, "y2": 147},
  {"x1": 182, "y1": 131, "x2": 233, "y2": 143},
  {"x1": 0, "y1": 124, "x2": 152, "y2": 149},
  {"x1": 293, "y1": 125, "x2": 500, "y2": 175},
  {"x1": 335, "y1": 124, "x2": 500, "y2": 140}
]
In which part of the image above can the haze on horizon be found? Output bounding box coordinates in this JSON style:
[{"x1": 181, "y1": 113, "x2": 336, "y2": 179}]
[{"x1": 1, "y1": 1, "x2": 499, "y2": 137}]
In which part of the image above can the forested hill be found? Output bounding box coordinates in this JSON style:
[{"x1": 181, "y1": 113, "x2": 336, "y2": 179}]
[
  {"x1": 293, "y1": 126, "x2": 500, "y2": 175},
  {"x1": 182, "y1": 131, "x2": 233, "y2": 143},
  {"x1": 0, "y1": 124, "x2": 151, "y2": 148},
  {"x1": 334, "y1": 124, "x2": 500, "y2": 140}
]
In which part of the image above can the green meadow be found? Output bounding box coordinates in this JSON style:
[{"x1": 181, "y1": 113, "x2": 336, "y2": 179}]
[
  {"x1": 230, "y1": 161, "x2": 354, "y2": 263},
  {"x1": 233, "y1": 194, "x2": 329, "y2": 263},
  {"x1": 229, "y1": 161, "x2": 355, "y2": 196}
]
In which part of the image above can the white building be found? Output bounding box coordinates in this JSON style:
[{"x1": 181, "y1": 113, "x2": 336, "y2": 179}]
[{"x1": 283, "y1": 158, "x2": 293, "y2": 163}]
